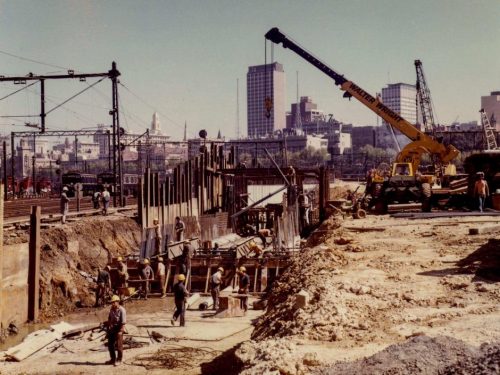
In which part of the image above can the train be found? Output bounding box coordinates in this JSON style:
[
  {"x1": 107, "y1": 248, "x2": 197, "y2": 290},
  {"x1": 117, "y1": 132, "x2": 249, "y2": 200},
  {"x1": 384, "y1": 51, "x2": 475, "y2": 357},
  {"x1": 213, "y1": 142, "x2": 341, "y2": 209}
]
[{"x1": 61, "y1": 171, "x2": 139, "y2": 197}]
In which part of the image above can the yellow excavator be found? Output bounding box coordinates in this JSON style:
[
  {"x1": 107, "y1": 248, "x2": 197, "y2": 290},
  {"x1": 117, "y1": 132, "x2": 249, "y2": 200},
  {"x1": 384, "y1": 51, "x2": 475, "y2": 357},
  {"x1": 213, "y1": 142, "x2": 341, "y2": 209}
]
[{"x1": 265, "y1": 27, "x2": 460, "y2": 212}]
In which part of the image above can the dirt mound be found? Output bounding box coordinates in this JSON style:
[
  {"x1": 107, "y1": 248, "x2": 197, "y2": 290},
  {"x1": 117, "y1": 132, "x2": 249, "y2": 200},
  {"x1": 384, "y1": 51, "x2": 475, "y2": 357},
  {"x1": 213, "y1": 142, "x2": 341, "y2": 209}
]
[
  {"x1": 305, "y1": 216, "x2": 342, "y2": 248},
  {"x1": 441, "y1": 341, "x2": 500, "y2": 375},
  {"x1": 39, "y1": 216, "x2": 141, "y2": 321},
  {"x1": 251, "y1": 244, "x2": 347, "y2": 341},
  {"x1": 316, "y1": 335, "x2": 477, "y2": 374}
]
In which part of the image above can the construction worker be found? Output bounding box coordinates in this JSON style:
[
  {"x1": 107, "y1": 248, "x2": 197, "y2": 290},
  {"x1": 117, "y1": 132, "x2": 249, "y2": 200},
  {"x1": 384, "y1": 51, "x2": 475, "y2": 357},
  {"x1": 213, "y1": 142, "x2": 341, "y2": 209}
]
[
  {"x1": 248, "y1": 241, "x2": 263, "y2": 258},
  {"x1": 210, "y1": 267, "x2": 224, "y2": 310},
  {"x1": 257, "y1": 228, "x2": 273, "y2": 246},
  {"x1": 156, "y1": 257, "x2": 166, "y2": 298},
  {"x1": 92, "y1": 190, "x2": 101, "y2": 209},
  {"x1": 60, "y1": 186, "x2": 70, "y2": 224},
  {"x1": 95, "y1": 265, "x2": 112, "y2": 307},
  {"x1": 237, "y1": 266, "x2": 250, "y2": 312},
  {"x1": 102, "y1": 187, "x2": 111, "y2": 216},
  {"x1": 153, "y1": 218, "x2": 162, "y2": 255},
  {"x1": 171, "y1": 274, "x2": 188, "y2": 327},
  {"x1": 175, "y1": 216, "x2": 185, "y2": 242},
  {"x1": 140, "y1": 258, "x2": 153, "y2": 300},
  {"x1": 105, "y1": 295, "x2": 126, "y2": 366},
  {"x1": 212, "y1": 242, "x2": 221, "y2": 256},
  {"x1": 474, "y1": 172, "x2": 490, "y2": 212},
  {"x1": 180, "y1": 240, "x2": 194, "y2": 275},
  {"x1": 117, "y1": 256, "x2": 129, "y2": 288}
]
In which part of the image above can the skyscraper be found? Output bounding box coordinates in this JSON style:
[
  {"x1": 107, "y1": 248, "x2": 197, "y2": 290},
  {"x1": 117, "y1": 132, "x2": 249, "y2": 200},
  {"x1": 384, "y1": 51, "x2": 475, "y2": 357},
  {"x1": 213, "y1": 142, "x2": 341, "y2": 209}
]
[
  {"x1": 381, "y1": 83, "x2": 417, "y2": 125},
  {"x1": 247, "y1": 62, "x2": 286, "y2": 138},
  {"x1": 381, "y1": 83, "x2": 417, "y2": 149}
]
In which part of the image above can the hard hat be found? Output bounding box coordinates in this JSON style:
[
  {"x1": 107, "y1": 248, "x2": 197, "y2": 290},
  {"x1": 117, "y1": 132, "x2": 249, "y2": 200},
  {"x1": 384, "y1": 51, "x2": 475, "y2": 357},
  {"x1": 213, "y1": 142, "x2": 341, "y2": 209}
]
[
  {"x1": 117, "y1": 256, "x2": 123, "y2": 262},
  {"x1": 158, "y1": 257, "x2": 164, "y2": 262},
  {"x1": 111, "y1": 295, "x2": 120, "y2": 302},
  {"x1": 178, "y1": 274, "x2": 186, "y2": 281},
  {"x1": 249, "y1": 241, "x2": 255, "y2": 247},
  {"x1": 239, "y1": 266, "x2": 246, "y2": 273},
  {"x1": 218, "y1": 267, "x2": 224, "y2": 273},
  {"x1": 153, "y1": 218, "x2": 159, "y2": 224},
  {"x1": 143, "y1": 258, "x2": 150, "y2": 265},
  {"x1": 62, "y1": 186, "x2": 68, "y2": 191}
]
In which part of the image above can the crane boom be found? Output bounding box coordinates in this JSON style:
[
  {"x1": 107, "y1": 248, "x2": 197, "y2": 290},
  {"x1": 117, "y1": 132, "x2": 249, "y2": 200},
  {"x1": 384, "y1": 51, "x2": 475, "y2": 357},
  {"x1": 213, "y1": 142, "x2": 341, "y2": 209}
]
[
  {"x1": 415, "y1": 59, "x2": 436, "y2": 134},
  {"x1": 265, "y1": 27, "x2": 459, "y2": 172}
]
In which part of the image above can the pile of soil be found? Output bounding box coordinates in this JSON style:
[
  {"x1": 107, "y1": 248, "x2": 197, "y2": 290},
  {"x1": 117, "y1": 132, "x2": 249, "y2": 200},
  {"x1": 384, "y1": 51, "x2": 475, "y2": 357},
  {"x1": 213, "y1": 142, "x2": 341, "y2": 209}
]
[
  {"x1": 252, "y1": 217, "x2": 347, "y2": 342},
  {"x1": 316, "y1": 335, "x2": 478, "y2": 374},
  {"x1": 441, "y1": 341, "x2": 500, "y2": 374},
  {"x1": 38, "y1": 216, "x2": 141, "y2": 321}
]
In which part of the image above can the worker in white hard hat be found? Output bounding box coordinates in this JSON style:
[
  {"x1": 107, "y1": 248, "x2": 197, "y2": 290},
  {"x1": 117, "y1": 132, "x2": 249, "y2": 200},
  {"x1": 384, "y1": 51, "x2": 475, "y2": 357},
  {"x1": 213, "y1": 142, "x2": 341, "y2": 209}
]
[
  {"x1": 171, "y1": 274, "x2": 188, "y2": 326},
  {"x1": 60, "y1": 186, "x2": 70, "y2": 224},
  {"x1": 210, "y1": 267, "x2": 224, "y2": 310},
  {"x1": 237, "y1": 266, "x2": 250, "y2": 313},
  {"x1": 105, "y1": 295, "x2": 126, "y2": 366}
]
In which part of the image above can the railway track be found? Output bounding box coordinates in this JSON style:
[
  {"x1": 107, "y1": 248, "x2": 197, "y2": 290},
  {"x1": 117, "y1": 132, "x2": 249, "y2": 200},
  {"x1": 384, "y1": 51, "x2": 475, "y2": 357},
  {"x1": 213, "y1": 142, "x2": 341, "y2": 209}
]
[{"x1": 3, "y1": 196, "x2": 137, "y2": 219}]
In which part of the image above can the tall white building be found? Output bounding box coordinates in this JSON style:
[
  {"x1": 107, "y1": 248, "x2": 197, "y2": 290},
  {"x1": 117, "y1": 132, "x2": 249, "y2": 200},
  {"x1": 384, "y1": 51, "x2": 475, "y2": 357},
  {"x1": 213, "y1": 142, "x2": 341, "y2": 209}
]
[
  {"x1": 381, "y1": 83, "x2": 417, "y2": 149},
  {"x1": 481, "y1": 91, "x2": 500, "y2": 131},
  {"x1": 381, "y1": 83, "x2": 417, "y2": 125},
  {"x1": 247, "y1": 62, "x2": 286, "y2": 138}
]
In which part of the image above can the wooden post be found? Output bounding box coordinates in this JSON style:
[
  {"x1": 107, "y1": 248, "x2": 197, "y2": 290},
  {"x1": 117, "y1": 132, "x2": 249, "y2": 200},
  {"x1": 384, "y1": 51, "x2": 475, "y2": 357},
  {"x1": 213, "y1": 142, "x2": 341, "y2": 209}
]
[
  {"x1": 0, "y1": 185, "x2": 3, "y2": 326},
  {"x1": 138, "y1": 177, "x2": 143, "y2": 227},
  {"x1": 76, "y1": 184, "x2": 81, "y2": 212},
  {"x1": 28, "y1": 206, "x2": 41, "y2": 322},
  {"x1": 204, "y1": 266, "x2": 211, "y2": 294}
]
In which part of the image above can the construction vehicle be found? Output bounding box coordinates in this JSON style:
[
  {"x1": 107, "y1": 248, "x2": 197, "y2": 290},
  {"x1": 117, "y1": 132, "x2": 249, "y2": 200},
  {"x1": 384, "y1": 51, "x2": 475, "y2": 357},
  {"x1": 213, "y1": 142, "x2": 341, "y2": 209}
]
[{"x1": 265, "y1": 27, "x2": 460, "y2": 212}]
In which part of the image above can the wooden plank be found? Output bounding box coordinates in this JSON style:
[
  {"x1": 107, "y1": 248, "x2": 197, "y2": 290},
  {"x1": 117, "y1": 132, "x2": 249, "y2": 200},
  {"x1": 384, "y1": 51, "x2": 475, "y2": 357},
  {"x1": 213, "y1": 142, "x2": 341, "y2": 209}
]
[{"x1": 204, "y1": 266, "x2": 211, "y2": 294}]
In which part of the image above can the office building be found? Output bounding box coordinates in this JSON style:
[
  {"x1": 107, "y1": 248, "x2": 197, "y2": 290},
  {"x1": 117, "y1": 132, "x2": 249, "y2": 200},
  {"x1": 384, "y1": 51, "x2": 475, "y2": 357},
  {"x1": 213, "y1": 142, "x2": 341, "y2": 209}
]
[
  {"x1": 381, "y1": 83, "x2": 417, "y2": 125},
  {"x1": 247, "y1": 62, "x2": 286, "y2": 137}
]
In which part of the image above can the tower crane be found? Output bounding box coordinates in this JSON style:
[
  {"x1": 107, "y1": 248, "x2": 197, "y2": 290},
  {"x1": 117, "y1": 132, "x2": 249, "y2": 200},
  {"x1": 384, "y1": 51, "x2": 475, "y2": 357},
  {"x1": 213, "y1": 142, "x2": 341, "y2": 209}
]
[{"x1": 415, "y1": 60, "x2": 437, "y2": 135}]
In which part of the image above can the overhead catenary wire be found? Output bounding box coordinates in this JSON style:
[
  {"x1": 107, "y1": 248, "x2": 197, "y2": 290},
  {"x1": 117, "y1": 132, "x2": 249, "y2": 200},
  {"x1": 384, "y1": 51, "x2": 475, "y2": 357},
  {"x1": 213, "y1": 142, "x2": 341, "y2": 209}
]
[
  {"x1": 0, "y1": 49, "x2": 72, "y2": 72},
  {"x1": 118, "y1": 81, "x2": 196, "y2": 138},
  {"x1": 0, "y1": 81, "x2": 38, "y2": 101},
  {"x1": 45, "y1": 77, "x2": 106, "y2": 115}
]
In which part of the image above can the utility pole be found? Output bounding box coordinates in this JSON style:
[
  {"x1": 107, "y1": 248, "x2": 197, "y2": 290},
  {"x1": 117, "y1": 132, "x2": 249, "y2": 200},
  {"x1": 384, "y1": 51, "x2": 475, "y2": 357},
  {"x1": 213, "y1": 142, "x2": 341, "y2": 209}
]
[
  {"x1": 74, "y1": 136, "x2": 78, "y2": 169},
  {"x1": 109, "y1": 61, "x2": 122, "y2": 207},
  {"x1": 3, "y1": 141, "x2": 7, "y2": 200},
  {"x1": 107, "y1": 130, "x2": 111, "y2": 171},
  {"x1": 10, "y1": 132, "x2": 15, "y2": 198},
  {"x1": 32, "y1": 133, "x2": 36, "y2": 195}
]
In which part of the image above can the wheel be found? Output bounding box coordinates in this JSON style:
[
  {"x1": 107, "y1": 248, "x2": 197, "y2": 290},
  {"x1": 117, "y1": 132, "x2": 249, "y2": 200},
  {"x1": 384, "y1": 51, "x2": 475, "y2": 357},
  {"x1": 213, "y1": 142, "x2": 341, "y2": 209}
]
[{"x1": 353, "y1": 209, "x2": 367, "y2": 219}]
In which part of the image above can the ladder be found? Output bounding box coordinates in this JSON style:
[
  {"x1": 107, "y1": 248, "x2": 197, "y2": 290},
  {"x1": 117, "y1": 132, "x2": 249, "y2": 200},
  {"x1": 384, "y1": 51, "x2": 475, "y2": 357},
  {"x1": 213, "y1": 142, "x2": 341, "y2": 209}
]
[{"x1": 480, "y1": 109, "x2": 498, "y2": 150}]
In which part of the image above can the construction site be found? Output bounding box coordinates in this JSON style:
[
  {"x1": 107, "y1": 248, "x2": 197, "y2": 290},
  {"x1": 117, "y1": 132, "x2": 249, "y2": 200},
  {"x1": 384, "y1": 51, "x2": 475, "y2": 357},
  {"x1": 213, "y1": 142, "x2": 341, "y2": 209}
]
[{"x1": 0, "y1": 12, "x2": 499, "y2": 375}]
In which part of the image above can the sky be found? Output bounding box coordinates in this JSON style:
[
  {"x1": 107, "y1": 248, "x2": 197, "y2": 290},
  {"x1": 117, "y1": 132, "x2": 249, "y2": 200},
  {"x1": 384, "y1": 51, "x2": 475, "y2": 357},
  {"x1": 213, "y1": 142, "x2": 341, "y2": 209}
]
[{"x1": 0, "y1": 0, "x2": 499, "y2": 141}]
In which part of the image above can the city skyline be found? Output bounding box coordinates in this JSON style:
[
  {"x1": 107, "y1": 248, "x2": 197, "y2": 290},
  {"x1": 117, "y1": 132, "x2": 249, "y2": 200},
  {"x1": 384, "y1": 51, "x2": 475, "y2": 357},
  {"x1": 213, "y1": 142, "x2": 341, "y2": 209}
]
[{"x1": 1, "y1": 1, "x2": 499, "y2": 140}]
